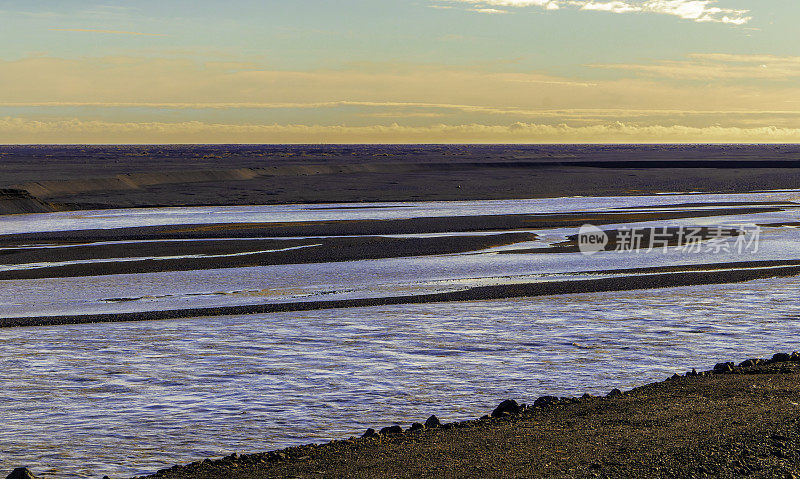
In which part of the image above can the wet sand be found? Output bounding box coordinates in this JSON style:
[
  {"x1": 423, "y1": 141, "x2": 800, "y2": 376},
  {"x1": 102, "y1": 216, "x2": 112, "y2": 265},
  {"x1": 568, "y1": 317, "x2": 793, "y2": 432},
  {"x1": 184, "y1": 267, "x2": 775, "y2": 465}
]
[{"x1": 120, "y1": 355, "x2": 800, "y2": 479}]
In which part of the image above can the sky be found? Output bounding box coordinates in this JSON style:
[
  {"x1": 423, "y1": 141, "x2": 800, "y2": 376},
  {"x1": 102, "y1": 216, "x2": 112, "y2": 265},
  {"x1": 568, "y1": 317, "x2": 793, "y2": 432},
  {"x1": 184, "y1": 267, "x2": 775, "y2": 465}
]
[{"x1": 1, "y1": 0, "x2": 799, "y2": 143}]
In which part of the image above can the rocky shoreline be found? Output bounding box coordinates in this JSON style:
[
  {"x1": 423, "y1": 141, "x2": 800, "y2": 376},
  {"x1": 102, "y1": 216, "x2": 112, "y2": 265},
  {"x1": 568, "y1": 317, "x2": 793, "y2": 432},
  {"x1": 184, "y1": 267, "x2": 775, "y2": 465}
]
[{"x1": 11, "y1": 353, "x2": 800, "y2": 478}]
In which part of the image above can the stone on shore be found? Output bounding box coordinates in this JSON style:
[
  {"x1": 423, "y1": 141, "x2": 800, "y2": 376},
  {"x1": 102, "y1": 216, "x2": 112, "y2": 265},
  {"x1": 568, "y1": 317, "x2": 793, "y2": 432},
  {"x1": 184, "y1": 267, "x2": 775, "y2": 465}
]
[
  {"x1": 409, "y1": 422, "x2": 424, "y2": 432},
  {"x1": 772, "y1": 353, "x2": 792, "y2": 363},
  {"x1": 534, "y1": 396, "x2": 559, "y2": 408},
  {"x1": 713, "y1": 362, "x2": 735, "y2": 373},
  {"x1": 380, "y1": 425, "x2": 403, "y2": 435},
  {"x1": 491, "y1": 399, "x2": 521, "y2": 417},
  {"x1": 5, "y1": 468, "x2": 37, "y2": 479},
  {"x1": 425, "y1": 415, "x2": 441, "y2": 428},
  {"x1": 606, "y1": 388, "x2": 623, "y2": 398}
]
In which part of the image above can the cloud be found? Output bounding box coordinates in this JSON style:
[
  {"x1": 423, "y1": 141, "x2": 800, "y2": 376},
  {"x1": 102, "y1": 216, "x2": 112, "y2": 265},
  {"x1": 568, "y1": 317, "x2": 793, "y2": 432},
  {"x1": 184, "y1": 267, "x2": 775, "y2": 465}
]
[
  {"x1": 594, "y1": 53, "x2": 800, "y2": 80},
  {"x1": 49, "y1": 28, "x2": 166, "y2": 36},
  {"x1": 471, "y1": 8, "x2": 509, "y2": 13},
  {"x1": 443, "y1": 0, "x2": 751, "y2": 24},
  {"x1": 3, "y1": 54, "x2": 800, "y2": 139},
  {"x1": 581, "y1": 1, "x2": 640, "y2": 13},
  {"x1": 2, "y1": 117, "x2": 799, "y2": 144}
]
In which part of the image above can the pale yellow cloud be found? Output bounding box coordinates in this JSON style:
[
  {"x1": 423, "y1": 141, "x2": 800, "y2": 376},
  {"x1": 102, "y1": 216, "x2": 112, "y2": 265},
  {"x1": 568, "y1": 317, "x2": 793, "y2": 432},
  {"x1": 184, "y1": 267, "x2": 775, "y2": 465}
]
[
  {"x1": 49, "y1": 28, "x2": 166, "y2": 37},
  {"x1": 2, "y1": 54, "x2": 799, "y2": 142},
  {"x1": 3, "y1": 55, "x2": 798, "y2": 112},
  {"x1": 2, "y1": 117, "x2": 800, "y2": 144},
  {"x1": 593, "y1": 53, "x2": 800, "y2": 80},
  {"x1": 3, "y1": 101, "x2": 799, "y2": 125}
]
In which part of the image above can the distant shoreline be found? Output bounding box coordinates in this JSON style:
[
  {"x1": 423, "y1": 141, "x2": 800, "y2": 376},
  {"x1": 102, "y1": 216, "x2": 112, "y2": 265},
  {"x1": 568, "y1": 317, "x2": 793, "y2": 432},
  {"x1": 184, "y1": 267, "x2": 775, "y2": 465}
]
[{"x1": 2, "y1": 144, "x2": 800, "y2": 215}]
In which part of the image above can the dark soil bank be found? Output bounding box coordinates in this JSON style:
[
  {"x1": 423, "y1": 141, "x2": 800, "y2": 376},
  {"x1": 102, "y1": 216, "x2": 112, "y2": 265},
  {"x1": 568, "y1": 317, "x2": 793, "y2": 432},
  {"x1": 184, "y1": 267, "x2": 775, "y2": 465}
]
[
  {"x1": 3, "y1": 144, "x2": 800, "y2": 214},
  {"x1": 112, "y1": 355, "x2": 800, "y2": 479}
]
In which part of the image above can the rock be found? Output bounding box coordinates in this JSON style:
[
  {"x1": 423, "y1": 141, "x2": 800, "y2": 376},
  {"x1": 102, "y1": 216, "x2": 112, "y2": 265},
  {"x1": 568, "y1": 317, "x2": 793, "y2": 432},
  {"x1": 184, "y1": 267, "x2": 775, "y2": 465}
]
[
  {"x1": 792, "y1": 352, "x2": 800, "y2": 362},
  {"x1": 409, "y1": 422, "x2": 424, "y2": 431},
  {"x1": 362, "y1": 428, "x2": 378, "y2": 438},
  {"x1": 606, "y1": 388, "x2": 622, "y2": 398},
  {"x1": 5, "y1": 469, "x2": 37, "y2": 479},
  {"x1": 425, "y1": 415, "x2": 441, "y2": 428},
  {"x1": 492, "y1": 399, "x2": 521, "y2": 417},
  {"x1": 380, "y1": 425, "x2": 403, "y2": 435},
  {"x1": 534, "y1": 396, "x2": 559, "y2": 408},
  {"x1": 480, "y1": 415, "x2": 489, "y2": 420},
  {"x1": 687, "y1": 368, "x2": 698, "y2": 377},
  {"x1": 581, "y1": 393, "x2": 595, "y2": 400},
  {"x1": 713, "y1": 362, "x2": 734, "y2": 373},
  {"x1": 772, "y1": 353, "x2": 792, "y2": 363}
]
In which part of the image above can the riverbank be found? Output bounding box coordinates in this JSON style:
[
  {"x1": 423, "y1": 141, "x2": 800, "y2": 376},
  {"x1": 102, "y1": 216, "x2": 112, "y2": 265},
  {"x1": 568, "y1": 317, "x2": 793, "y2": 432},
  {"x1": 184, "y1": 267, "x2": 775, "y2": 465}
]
[{"x1": 115, "y1": 354, "x2": 800, "y2": 479}]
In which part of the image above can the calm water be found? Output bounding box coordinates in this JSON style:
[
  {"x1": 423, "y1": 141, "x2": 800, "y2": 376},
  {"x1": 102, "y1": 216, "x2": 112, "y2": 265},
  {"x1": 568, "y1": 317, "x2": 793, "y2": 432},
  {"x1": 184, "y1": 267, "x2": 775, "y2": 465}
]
[{"x1": 2, "y1": 192, "x2": 800, "y2": 477}]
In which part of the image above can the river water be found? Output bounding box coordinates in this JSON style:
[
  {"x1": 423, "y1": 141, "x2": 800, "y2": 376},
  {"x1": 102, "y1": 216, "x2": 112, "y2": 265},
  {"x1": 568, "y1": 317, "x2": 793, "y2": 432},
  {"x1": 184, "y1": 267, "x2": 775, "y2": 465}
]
[{"x1": 1, "y1": 192, "x2": 800, "y2": 477}]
